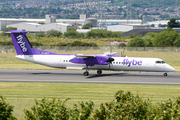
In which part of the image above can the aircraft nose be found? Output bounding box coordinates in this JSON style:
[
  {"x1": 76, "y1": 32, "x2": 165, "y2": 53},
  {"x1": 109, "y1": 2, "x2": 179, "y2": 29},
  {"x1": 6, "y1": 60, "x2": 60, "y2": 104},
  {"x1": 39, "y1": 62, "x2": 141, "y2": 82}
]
[{"x1": 166, "y1": 65, "x2": 175, "y2": 72}]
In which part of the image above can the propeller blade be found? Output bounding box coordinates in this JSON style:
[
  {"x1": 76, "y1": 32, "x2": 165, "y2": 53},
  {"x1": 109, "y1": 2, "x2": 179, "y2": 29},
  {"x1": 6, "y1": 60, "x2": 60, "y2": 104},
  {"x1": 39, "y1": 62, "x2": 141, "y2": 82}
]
[{"x1": 108, "y1": 62, "x2": 113, "y2": 69}]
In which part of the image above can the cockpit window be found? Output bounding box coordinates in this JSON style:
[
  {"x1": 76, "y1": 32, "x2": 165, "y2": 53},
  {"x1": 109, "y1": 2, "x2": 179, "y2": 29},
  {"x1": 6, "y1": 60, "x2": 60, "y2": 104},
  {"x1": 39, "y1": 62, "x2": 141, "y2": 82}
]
[
  {"x1": 155, "y1": 61, "x2": 166, "y2": 64},
  {"x1": 161, "y1": 61, "x2": 166, "y2": 63}
]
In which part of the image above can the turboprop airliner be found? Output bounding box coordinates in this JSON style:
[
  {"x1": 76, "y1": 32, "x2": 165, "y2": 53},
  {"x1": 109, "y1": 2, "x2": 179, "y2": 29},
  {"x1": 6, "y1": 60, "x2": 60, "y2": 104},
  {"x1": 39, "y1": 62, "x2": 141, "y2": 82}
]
[{"x1": 8, "y1": 30, "x2": 175, "y2": 76}]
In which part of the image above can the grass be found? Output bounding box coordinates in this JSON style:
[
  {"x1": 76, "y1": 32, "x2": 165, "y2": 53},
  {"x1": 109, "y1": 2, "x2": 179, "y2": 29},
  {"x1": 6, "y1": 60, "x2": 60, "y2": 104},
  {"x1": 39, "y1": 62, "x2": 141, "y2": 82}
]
[
  {"x1": 1, "y1": 83, "x2": 180, "y2": 119},
  {"x1": 0, "y1": 47, "x2": 180, "y2": 119}
]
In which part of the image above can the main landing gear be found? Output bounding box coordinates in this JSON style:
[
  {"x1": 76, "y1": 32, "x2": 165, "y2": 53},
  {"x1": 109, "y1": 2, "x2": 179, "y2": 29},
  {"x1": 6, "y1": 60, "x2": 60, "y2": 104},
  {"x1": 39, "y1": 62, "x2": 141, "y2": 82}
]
[
  {"x1": 163, "y1": 73, "x2": 167, "y2": 76},
  {"x1": 84, "y1": 66, "x2": 89, "y2": 76},
  {"x1": 83, "y1": 67, "x2": 103, "y2": 76},
  {"x1": 97, "y1": 70, "x2": 102, "y2": 75}
]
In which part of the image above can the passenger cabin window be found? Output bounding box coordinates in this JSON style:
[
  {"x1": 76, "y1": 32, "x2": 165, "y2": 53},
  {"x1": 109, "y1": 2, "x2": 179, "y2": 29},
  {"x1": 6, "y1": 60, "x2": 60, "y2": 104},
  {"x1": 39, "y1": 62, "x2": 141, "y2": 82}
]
[{"x1": 155, "y1": 61, "x2": 166, "y2": 64}]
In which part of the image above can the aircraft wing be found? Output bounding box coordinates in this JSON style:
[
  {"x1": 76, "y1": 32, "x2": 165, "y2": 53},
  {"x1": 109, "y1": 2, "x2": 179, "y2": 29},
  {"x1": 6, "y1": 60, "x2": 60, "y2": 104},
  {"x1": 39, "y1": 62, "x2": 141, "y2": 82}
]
[
  {"x1": 75, "y1": 54, "x2": 95, "y2": 58},
  {"x1": 71, "y1": 54, "x2": 112, "y2": 66}
]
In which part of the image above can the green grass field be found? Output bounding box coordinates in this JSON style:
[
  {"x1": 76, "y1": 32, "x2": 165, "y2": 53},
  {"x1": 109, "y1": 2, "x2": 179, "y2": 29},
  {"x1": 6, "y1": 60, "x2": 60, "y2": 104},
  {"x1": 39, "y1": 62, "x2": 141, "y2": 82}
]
[
  {"x1": 0, "y1": 49, "x2": 180, "y2": 119},
  {"x1": 1, "y1": 82, "x2": 180, "y2": 119}
]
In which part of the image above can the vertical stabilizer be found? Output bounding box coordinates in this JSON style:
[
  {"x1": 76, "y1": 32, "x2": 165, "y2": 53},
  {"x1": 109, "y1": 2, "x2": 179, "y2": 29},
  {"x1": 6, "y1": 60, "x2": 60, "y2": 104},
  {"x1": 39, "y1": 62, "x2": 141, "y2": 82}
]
[{"x1": 9, "y1": 30, "x2": 34, "y2": 55}]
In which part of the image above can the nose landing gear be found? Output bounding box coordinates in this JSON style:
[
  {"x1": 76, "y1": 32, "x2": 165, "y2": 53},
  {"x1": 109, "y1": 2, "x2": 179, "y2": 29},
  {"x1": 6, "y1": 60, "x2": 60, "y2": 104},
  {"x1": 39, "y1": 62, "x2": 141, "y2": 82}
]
[{"x1": 163, "y1": 73, "x2": 167, "y2": 76}]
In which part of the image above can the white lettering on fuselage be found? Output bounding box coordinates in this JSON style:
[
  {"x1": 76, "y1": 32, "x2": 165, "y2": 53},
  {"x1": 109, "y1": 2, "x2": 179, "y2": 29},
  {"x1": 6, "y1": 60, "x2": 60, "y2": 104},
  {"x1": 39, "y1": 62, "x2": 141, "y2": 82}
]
[{"x1": 17, "y1": 35, "x2": 27, "y2": 52}]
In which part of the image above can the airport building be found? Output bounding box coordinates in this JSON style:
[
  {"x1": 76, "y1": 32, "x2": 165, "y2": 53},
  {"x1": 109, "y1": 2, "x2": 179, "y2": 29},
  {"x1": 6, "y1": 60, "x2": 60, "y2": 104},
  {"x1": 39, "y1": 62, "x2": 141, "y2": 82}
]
[
  {"x1": 7, "y1": 22, "x2": 72, "y2": 33},
  {"x1": 0, "y1": 14, "x2": 143, "y2": 33},
  {"x1": 107, "y1": 24, "x2": 149, "y2": 32},
  {"x1": 2, "y1": 15, "x2": 176, "y2": 34}
]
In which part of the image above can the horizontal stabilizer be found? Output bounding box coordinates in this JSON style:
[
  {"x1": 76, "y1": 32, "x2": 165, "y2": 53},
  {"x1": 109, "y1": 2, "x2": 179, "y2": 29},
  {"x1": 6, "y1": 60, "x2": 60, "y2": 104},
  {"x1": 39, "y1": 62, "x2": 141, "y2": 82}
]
[{"x1": 104, "y1": 52, "x2": 118, "y2": 56}]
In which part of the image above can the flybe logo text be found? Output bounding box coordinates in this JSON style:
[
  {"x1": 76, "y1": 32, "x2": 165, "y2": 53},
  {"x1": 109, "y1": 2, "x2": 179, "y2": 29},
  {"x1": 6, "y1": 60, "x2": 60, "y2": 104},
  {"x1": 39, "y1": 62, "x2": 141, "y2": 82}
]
[
  {"x1": 123, "y1": 59, "x2": 142, "y2": 67},
  {"x1": 17, "y1": 35, "x2": 27, "y2": 52}
]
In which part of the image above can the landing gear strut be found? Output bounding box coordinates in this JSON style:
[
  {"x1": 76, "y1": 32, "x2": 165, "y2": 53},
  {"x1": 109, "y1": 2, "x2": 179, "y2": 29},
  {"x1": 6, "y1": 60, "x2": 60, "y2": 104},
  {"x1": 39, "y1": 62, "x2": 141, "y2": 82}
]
[
  {"x1": 97, "y1": 70, "x2": 102, "y2": 75},
  {"x1": 83, "y1": 66, "x2": 89, "y2": 76},
  {"x1": 163, "y1": 73, "x2": 167, "y2": 76}
]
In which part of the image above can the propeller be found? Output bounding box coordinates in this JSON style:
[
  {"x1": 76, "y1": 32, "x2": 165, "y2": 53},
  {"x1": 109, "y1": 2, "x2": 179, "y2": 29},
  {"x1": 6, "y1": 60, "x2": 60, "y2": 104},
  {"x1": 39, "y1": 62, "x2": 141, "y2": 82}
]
[
  {"x1": 104, "y1": 52, "x2": 117, "y2": 69},
  {"x1": 107, "y1": 57, "x2": 114, "y2": 69}
]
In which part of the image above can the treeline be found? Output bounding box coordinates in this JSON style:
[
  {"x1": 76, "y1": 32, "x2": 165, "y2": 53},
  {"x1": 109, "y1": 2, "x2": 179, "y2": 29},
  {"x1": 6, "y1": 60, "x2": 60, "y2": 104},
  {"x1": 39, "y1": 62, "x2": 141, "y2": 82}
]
[
  {"x1": 0, "y1": 28, "x2": 122, "y2": 47},
  {"x1": 1, "y1": 27, "x2": 180, "y2": 47},
  {"x1": 2, "y1": 90, "x2": 180, "y2": 119},
  {"x1": 32, "y1": 29, "x2": 122, "y2": 39},
  {"x1": 121, "y1": 28, "x2": 180, "y2": 47},
  {"x1": 36, "y1": 28, "x2": 119, "y2": 47}
]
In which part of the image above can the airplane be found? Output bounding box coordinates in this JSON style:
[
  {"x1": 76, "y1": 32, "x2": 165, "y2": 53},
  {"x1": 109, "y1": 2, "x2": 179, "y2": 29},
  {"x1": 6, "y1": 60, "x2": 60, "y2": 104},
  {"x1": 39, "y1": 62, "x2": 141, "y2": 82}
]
[{"x1": 8, "y1": 30, "x2": 175, "y2": 76}]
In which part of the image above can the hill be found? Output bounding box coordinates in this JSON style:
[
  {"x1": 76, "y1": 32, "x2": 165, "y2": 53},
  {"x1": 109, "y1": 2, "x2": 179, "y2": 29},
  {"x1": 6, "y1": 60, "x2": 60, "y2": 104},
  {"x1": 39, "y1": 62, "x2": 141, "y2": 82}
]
[{"x1": 2, "y1": 0, "x2": 180, "y2": 8}]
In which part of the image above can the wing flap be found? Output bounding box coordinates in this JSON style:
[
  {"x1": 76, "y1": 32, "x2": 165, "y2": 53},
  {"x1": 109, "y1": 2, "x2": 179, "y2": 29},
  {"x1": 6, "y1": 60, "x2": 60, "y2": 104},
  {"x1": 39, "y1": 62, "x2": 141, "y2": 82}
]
[{"x1": 66, "y1": 67, "x2": 84, "y2": 70}]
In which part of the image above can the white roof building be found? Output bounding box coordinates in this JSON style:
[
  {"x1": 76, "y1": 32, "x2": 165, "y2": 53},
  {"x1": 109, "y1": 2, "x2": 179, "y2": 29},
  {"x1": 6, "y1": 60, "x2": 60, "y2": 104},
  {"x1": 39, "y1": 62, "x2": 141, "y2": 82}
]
[
  {"x1": 0, "y1": 17, "x2": 142, "y2": 31},
  {"x1": 7, "y1": 22, "x2": 71, "y2": 33},
  {"x1": 107, "y1": 24, "x2": 149, "y2": 32},
  {"x1": 147, "y1": 20, "x2": 180, "y2": 27}
]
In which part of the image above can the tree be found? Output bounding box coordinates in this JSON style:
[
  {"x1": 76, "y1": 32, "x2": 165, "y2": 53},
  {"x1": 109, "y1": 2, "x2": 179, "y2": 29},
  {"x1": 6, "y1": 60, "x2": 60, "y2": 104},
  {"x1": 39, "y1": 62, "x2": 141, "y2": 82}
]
[
  {"x1": 46, "y1": 29, "x2": 62, "y2": 37},
  {"x1": 153, "y1": 28, "x2": 178, "y2": 47},
  {"x1": 24, "y1": 98, "x2": 70, "y2": 119},
  {"x1": 0, "y1": 96, "x2": 16, "y2": 120},
  {"x1": 82, "y1": 23, "x2": 92, "y2": 29},
  {"x1": 67, "y1": 27, "x2": 76, "y2": 32},
  {"x1": 127, "y1": 37, "x2": 145, "y2": 47},
  {"x1": 118, "y1": 43, "x2": 126, "y2": 47},
  {"x1": 151, "y1": 24, "x2": 155, "y2": 27},
  {"x1": 168, "y1": 18, "x2": 180, "y2": 28},
  {"x1": 143, "y1": 32, "x2": 157, "y2": 47},
  {"x1": 24, "y1": 97, "x2": 94, "y2": 120},
  {"x1": 173, "y1": 35, "x2": 180, "y2": 47},
  {"x1": 38, "y1": 22, "x2": 45, "y2": 25},
  {"x1": 143, "y1": 36, "x2": 154, "y2": 47}
]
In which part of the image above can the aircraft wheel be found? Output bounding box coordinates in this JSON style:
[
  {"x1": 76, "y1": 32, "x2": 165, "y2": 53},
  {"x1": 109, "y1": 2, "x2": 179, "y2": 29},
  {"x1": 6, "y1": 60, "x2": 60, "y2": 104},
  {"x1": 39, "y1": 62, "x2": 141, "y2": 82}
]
[
  {"x1": 97, "y1": 70, "x2": 102, "y2": 74},
  {"x1": 163, "y1": 73, "x2": 167, "y2": 76},
  {"x1": 84, "y1": 71, "x2": 89, "y2": 76}
]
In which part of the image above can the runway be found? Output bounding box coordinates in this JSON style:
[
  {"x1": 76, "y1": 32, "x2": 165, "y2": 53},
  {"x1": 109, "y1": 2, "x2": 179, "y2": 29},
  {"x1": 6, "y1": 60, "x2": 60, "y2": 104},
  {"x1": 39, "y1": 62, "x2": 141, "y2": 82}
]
[{"x1": 0, "y1": 69, "x2": 180, "y2": 85}]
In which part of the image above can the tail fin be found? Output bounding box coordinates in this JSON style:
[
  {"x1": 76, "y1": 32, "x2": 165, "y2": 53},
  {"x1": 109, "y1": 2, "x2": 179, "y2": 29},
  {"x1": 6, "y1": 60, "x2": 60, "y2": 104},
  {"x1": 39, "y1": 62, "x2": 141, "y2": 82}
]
[{"x1": 8, "y1": 30, "x2": 34, "y2": 55}]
